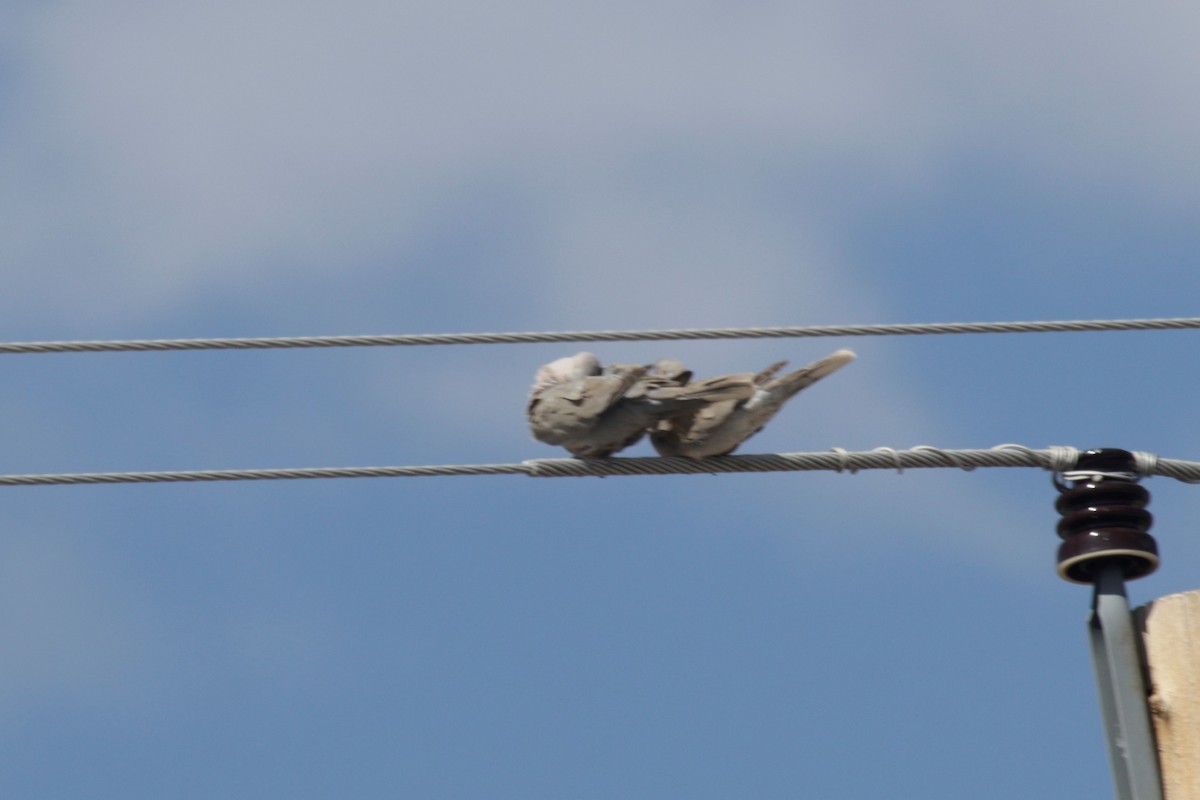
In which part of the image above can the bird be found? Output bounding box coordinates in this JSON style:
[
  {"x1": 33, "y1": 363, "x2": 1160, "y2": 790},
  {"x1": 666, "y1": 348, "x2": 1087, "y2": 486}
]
[
  {"x1": 650, "y1": 349, "x2": 857, "y2": 458},
  {"x1": 526, "y1": 352, "x2": 755, "y2": 458}
]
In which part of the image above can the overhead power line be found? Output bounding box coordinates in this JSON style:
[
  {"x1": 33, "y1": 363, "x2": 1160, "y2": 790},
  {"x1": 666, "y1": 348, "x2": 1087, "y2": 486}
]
[
  {"x1": 3, "y1": 445, "x2": 1199, "y2": 487},
  {"x1": 1, "y1": 316, "x2": 1199, "y2": 355}
]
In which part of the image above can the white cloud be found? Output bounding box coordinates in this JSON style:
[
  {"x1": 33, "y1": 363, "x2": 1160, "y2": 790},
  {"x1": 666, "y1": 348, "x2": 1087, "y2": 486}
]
[
  {"x1": 0, "y1": 0, "x2": 943, "y2": 323},
  {"x1": 6, "y1": 0, "x2": 1194, "y2": 328}
]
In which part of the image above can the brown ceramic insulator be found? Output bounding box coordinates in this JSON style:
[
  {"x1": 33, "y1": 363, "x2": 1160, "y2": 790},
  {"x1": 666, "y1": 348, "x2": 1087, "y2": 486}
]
[{"x1": 1053, "y1": 450, "x2": 1159, "y2": 584}]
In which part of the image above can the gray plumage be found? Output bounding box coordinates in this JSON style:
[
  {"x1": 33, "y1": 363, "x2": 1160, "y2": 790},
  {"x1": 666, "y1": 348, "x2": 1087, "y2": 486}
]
[
  {"x1": 527, "y1": 352, "x2": 754, "y2": 458},
  {"x1": 650, "y1": 349, "x2": 856, "y2": 458}
]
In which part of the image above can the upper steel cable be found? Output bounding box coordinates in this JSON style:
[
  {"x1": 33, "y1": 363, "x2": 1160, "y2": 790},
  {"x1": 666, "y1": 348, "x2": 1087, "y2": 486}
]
[{"x1": 0, "y1": 316, "x2": 1198, "y2": 355}]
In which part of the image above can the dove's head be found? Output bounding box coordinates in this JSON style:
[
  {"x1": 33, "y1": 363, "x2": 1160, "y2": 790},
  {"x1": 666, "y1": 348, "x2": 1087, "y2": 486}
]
[{"x1": 531, "y1": 352, "x2": 602, "y2": 393}]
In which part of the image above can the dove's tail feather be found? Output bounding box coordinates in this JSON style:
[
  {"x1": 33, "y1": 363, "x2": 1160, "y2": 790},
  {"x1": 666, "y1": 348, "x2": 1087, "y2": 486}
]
[
  {"x1": 764, "y1": 349, "x2": 857, "y2": 399},
  {"x1": 753, "y1": 360, "x2": 790, "y2": 384}
]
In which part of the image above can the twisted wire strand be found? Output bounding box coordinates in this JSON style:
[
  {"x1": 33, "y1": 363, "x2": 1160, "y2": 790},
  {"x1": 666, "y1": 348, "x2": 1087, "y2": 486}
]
[
  {"x1": 0, "y1": 463, "x2": 527, "y2": 486},
  {"x1": 1, "y1": 316, "x2": 1199, "y2": 355},
  {"x1": 4, "y1": 445, "x2": 1200, "y2": 487}
]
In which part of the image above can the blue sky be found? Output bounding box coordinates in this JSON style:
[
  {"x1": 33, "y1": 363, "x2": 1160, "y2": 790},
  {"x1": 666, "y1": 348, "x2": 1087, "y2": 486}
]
[{"x1": 3, "y1": 1, "x2": 1200, "y2": 797}]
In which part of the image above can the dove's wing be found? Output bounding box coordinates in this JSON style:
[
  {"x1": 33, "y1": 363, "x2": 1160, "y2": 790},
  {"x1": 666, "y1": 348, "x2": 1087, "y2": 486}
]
[
  {"x1": 646, "y1": 374, "x2": 758, "y2": 456},
  {"x1": 573, "y1": 370, "x2": 648, "y2": 416},
  {"x1": 649, "y1": 396, "x2": 744, "y2": 457},
  {"x1": 645, "y1": 375, "x2": 755, "y2": 403},
  {"x1": 527, "y1": 367, "x2": 648, "y2": 447},
  {"x1": 651, "y1": 349, "x2": 856, "y2": 458}
]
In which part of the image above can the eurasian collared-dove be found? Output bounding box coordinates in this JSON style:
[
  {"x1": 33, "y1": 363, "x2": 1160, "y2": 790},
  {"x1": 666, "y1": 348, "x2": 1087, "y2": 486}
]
[
  {"x1": 527, "y1": 352, "x2": 755, "y2": 458},
  {"x1": 650, "y1": 349, "x2": 856, "y2": 458}
]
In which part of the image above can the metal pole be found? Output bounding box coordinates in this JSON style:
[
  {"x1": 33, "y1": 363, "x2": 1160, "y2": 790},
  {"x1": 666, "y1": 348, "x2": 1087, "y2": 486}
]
[{"x1": 1089, "y1": 563, "x2": 1164, "y2": 800}]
